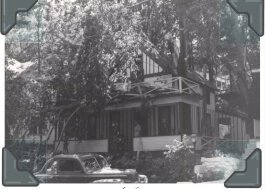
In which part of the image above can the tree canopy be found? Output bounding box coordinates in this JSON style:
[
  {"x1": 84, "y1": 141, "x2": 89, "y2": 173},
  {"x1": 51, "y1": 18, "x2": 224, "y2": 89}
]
[{"x1": 5, "y1": 0, "x2": 260, "y2": 140}]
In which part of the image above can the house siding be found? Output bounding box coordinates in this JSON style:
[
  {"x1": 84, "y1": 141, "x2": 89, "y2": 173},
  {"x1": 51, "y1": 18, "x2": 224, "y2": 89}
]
[{"x1": 54, "y1": 103, "x2": 249, "y2": 153}]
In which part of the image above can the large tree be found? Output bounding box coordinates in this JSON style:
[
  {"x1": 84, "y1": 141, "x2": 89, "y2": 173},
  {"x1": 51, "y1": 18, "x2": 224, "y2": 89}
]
[{"x1": 5, "y1": 0, "x2": 259, "y2": 141}]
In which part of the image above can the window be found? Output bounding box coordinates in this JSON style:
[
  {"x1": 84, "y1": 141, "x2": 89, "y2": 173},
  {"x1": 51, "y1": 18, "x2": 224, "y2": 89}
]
[
  {"x1": 86, "y1": 115, "x2": 97, "y2": 140},
  {"x1": 110, "y1": 111, "x2": 120, "y2": 137},
  {"x1": 78, "y1": 113, "x2": 86, "y2": 140},
  {"x1": 58, "y1": 159, "x2": 82, "y2": 172},
  {"x1": 64, "y1": 115, "x2": 80, "y2": 139},
  {"x1": 181, "y1": 103, "x2": 192, "y2": 135},
  {"x1": 158, "y1": 106, "x2": 171, "y2": 136}
]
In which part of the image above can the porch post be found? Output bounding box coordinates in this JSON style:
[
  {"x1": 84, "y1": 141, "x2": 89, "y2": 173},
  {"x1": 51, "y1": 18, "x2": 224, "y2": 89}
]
[{"x1": 179, "y1": 77, "x2": 182, "y2": 93}]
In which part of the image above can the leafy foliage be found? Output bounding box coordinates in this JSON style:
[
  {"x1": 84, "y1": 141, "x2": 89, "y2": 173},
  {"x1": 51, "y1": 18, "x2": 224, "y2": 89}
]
[
  {"x1": 5, "y1": 0, "x2": 260, "y2": 139},
  {"x1": 110, "y1": 137, "x2": 195, "y2": 183}
]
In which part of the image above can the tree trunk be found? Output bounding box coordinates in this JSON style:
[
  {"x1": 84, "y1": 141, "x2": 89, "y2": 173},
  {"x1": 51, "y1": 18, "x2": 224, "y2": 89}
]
[
  {"x1": 177, "y1": 13, "x2": 187, "y2": 77},
  {"x1": 187, "y1": 33, "x2": 194, "y2": 71},
  {"x1": 54, "y1": 106, "x2": 82, "y2": 152}
]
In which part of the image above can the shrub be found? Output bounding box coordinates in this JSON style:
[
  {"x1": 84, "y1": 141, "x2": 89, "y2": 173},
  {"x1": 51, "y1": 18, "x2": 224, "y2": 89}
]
[
  {"x1": 163, "y1": 135, "x2": 196, "y2": 182},
  {"x1": 109, "y1": 136, "x2": 196, "y2": 183}
]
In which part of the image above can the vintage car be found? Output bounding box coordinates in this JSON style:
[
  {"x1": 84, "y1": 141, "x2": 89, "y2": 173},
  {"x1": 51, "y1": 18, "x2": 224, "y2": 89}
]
[{"x1": 34, "y1": 154, "x2": 148, "y2": 183}]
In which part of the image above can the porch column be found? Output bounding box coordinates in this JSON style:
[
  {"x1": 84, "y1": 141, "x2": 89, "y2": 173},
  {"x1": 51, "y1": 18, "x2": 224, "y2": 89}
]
[{"x1": 179, "y1": 77, "x2": 182, "y2": 93}]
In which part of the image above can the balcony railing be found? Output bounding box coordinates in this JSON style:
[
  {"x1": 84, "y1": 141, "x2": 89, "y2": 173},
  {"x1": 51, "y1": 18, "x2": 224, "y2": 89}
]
[{"x1": 114, "y1": 76, "x2": 201, "y2": 98}]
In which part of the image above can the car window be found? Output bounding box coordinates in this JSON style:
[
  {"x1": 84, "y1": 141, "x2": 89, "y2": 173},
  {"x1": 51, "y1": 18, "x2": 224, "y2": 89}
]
[
  {"x1": 42, "y1": 159, "x2": 59, "y2": 174},
  {"x1": 82, "y1": 157, "x2": 100, "y2": 172},
  {"x1": 47, "y1": 160, "x2": 58, "y2": 169},
  {"x1": 95, "y1": 156, "x2": 108, "y2": 168},
  {"x1": 58, "y1": 159, "x2": 82, "y2": 172}
]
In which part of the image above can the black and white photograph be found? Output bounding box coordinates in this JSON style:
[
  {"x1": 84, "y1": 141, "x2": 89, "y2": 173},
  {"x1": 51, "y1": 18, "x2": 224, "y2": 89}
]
[{"x1": 3, "y1": 0, "x2": 261, "y2": 185}]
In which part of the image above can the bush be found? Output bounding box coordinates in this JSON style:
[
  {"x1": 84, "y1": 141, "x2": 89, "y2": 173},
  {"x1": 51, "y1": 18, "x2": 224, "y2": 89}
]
[
  {"x1": 109, "y1": 152, "x2": 136, "y2": 170},
  {"x1": 163, "y1": 136, "x2": 196, "y2": 182},
  {"x1": 109, "y1": 136, "x2": 196, "y2": 183}
]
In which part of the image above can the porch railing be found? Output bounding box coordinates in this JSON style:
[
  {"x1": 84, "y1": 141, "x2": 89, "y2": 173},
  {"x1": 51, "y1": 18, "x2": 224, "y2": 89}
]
[
  {"x1": 114, "y1": 76, "x2": 201, "y2": 97},
  {"x1": 200, "y1": 136, "x2": 248, "y2": 153}
]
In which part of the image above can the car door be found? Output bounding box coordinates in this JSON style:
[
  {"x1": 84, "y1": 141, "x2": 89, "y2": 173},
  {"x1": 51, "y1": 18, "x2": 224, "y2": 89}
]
[
  {"x1": 37, "y1": 158, "x2": 59, "y2": 183},
  {"x1": 56, "y1": 158, "x2": 85, "y2": 183}
]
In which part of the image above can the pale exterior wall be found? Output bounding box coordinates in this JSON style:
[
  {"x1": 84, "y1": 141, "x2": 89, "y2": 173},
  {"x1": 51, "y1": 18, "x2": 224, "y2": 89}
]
[
  {"x1": 55, "y1": 139, "x2": 108, "y2": 153},
  {"x1": 133, "y1": 135, "x2": 181, "y2": 151}
]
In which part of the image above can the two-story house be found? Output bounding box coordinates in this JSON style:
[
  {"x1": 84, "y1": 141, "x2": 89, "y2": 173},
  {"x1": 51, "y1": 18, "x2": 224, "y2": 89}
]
[{"x1": 53, "y1": 49, "x2": 250, "y2": 153}]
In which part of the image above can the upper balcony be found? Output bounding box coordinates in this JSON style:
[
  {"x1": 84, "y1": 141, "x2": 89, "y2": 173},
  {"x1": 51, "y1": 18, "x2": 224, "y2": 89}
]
[{"x1": 114, "y1": 75, "x2": 202, "y2": 99}]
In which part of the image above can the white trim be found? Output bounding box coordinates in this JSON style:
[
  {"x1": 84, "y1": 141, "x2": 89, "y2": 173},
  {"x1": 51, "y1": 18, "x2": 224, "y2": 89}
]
[{"x1": 133, "y1": 135, "x2": 181, "y2": 151}]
